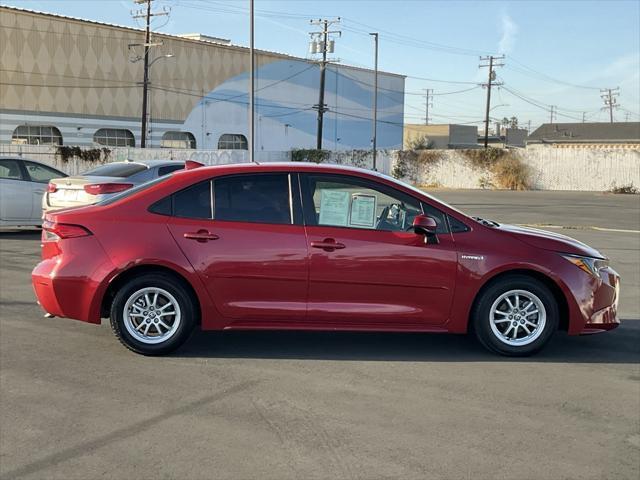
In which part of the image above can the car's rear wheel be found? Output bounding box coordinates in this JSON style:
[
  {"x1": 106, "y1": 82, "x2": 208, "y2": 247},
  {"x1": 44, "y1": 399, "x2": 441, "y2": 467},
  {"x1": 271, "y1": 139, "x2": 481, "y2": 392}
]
[
  {"x1": 472, "y1": 275, "x2": 559, "y2": 356},
  {"x1": 110, "y1": 273, "x2": 196, "y2": 355}
]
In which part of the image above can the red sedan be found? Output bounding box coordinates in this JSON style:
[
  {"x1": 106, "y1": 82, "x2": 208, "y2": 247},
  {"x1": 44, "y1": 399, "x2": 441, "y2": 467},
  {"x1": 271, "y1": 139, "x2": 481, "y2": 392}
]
[{"x1": 32, "y1": 163, "x2": 620, "y2": 356}]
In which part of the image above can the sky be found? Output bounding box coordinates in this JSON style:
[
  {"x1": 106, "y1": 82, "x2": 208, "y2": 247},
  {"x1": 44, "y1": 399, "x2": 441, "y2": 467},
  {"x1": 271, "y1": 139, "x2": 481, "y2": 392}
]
[{"x1": 4, "y1": 0, "x2": 640, "y2": 130}]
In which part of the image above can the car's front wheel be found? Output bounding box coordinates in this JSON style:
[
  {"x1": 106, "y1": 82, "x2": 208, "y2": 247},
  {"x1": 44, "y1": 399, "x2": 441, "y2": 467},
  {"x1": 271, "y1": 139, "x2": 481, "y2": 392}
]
[
  {"x1": 110, "y1": 273, "x2": 196, "y2": 355},
  {"x1": 472, "y1": 275, "x2": 559, "y2": 356}
]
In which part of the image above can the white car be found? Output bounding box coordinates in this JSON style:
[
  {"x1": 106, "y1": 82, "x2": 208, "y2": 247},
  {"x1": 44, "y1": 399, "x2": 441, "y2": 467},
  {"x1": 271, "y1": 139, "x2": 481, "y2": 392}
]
[
  {"x1": 0, "y1": 157, "x2": 66, "y2": 228},
  {"x1": 43, "y1": 160, "x2": 187, "y2": 214}
]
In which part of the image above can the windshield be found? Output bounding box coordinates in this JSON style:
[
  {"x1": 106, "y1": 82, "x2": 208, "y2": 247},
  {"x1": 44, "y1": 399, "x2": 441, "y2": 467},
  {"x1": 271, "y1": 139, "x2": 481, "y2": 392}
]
[
  {"x1": 97, "y1": 175, "x2": 173, "y2": 206},
  {"x1": 83, "y1": 163, "x2": 147, "y2": 177}
]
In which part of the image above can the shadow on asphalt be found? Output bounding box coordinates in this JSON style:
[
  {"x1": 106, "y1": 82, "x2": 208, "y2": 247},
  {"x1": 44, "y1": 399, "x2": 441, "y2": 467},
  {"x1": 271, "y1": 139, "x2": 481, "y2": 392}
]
[
  {"x1": 0, "y1": 230, "x2": 41, "y2": 240},
  {"x1": 178, "y1": 320, "x2": 640, "y2": 363}
]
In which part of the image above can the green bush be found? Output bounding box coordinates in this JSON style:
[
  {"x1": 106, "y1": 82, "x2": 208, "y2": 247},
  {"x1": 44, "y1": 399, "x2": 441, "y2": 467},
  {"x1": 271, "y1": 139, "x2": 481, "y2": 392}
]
[{"x1": 291, "y1": 149, "x2": 330, "y2": 164}]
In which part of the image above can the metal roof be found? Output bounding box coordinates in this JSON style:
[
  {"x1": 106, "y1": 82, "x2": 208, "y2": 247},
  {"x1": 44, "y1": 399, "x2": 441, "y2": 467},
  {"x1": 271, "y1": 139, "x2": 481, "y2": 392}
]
[{"x1": 527, "y1": 122, "x2": 640, "y2": 144}]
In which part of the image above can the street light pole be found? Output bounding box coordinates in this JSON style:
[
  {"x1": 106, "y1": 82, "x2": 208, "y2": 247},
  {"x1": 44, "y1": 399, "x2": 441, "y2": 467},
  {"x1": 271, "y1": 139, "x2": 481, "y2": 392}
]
[
  {"x1": 140, "y1": 0, "x2": 151, "y2": 148},
  {"x1": 370, "y1": 32, "x2": 378, "y2": 171},
  {"x1": 249, "y1": 0, "x2": 255, "y2": 163}
]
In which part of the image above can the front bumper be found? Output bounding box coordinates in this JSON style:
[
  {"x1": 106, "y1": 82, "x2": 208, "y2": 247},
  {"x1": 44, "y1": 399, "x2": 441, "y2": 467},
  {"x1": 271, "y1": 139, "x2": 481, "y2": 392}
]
[{"x1": 578, "y1": 267, "x2": 620, "y2": 334}]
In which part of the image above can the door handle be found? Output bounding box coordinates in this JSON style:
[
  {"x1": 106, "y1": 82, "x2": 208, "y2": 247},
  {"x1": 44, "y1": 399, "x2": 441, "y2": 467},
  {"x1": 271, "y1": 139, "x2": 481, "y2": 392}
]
[
  {"x1": 184, "y1": 230, "x2": 219, "y2": 243},
  {"x1": 311, "y1": 239, "x2": 346, "y2": 251}
]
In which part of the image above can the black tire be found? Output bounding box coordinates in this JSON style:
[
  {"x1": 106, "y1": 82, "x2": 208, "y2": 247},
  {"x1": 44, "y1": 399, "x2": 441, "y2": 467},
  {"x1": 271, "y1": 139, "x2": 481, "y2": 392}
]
[
  {"x1": 472, "y1": 275, "x2": 559, "y2": 356},
  {"x1": 110, "y1": 273, "x2": 197, "y2": 355}
]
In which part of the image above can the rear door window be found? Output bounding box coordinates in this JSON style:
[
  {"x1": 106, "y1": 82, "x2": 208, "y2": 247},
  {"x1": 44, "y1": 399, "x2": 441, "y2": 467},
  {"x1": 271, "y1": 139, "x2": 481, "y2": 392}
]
[
  {"x1": 173, "y1": 181, "x2": 212, "y2": 219},
  {"x1": 23, "y1": 161, "x2": 64, "y2": 183},
  {"x1": 213, "y1": 174, "x2": 291, "y2": 225},
  {"x1": 83, "y1": 163, "x2": 147, "y2": 177}
]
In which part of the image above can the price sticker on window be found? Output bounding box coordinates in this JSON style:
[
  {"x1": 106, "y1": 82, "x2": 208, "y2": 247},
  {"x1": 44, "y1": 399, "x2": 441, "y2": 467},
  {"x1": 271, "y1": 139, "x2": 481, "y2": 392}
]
[
  {"x1": 319, "y1": 189, "x2": 350, "y2": 226},
  {"x1": 349, "y1": 194, "x2": 377, "y2": 228}
]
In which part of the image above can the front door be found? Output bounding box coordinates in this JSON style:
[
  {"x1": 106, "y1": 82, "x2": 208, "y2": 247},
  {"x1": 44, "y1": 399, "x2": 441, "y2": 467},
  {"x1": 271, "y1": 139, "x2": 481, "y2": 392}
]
[
  {"x1": 167, "y1": 173, "x2": 309, "y2": 324},
  {"x1": 300, "y1": 173, "x2": 458, "y2": 327},
  {"x1": 0, "y1": 159, "x2": 32, "y2": 222},
  {"x1": 23, "y1": 161, "x2": 61, "y2": 223}
]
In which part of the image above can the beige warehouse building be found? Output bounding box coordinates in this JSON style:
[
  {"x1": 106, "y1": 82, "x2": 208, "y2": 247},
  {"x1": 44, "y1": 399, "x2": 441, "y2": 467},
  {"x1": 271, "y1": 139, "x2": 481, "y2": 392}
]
[{"x1": 0, "y1": 6, "x2": 405, "y2": 150}]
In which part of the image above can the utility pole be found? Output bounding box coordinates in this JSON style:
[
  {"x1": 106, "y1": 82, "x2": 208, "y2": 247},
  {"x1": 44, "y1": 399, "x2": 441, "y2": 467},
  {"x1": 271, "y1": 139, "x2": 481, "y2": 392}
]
[
  {"x1": 370, "y1": 32, "x2": 378, "y2": 171},
  {"x1": 527, "y1": 120, "x2": 531, "y2": 134},
  {"x1": 309, "y1": 18, "x2": 341, "y2": 150},
  {"x1": 582, "y1": 112, "x2": 586, "y2": 123},
  {"x1": 600, "y1": 87, "x2": 620, "y2": 123},
  {"x1": 549, "y1": 105, "x2": 556, "y2": 124},
  {"x1": 423, "y1": 89, "x2": 433, "y2": 125},
  {"x1": 131, "y1": 0, "x2": 168, "y2": 148},
  {"x1": 479, "y1": 55, "x2": 504, "y2": 148},
  {"x1": 249, "y1": 0, "x2": 255, "y2": 162}
]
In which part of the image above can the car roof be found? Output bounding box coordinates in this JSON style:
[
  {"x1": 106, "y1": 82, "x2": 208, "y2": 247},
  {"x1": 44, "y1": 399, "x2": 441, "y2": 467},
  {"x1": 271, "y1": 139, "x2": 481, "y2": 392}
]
[{"x1": 177, "y1": 161, "x2": 400, "y2": 184}]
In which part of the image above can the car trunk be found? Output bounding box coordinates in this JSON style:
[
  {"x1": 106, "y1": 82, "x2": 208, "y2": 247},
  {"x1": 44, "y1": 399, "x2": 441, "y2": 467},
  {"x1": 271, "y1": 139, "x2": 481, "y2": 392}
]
[{"x1": 46, "y1": 175, "x2": 129, "y2": 209}]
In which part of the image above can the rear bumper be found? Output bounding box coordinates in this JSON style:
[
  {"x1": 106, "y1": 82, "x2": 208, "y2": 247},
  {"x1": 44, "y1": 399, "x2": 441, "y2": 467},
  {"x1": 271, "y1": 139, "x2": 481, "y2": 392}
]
[{"x1": 32, "y1": 236, "x2": 114, "y2": 324}]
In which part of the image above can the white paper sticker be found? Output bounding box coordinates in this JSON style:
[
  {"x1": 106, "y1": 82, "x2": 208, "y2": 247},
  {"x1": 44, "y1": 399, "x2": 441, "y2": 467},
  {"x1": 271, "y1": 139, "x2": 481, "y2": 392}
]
[
  {"x1": 319, "y1": 189, "x2": 350, "y2": 226},
  {"x1": 349, "y1": 194, "x2": 377, "y2": 228}
]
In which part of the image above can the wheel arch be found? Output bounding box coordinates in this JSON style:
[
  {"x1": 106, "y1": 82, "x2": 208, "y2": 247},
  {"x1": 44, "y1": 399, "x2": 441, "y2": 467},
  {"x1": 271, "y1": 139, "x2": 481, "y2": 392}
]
[
  {"x1": 100, "y1": 264, "x2": 202, "y2": 324},
  {"x1": 469, "y1": 268, "x2": 570, "y2": 332}
]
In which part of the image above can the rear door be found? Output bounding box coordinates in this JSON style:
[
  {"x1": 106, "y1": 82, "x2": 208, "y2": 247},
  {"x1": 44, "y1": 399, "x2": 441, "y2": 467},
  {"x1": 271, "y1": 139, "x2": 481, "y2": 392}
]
[
  {"x1": 300, "y1": 173, "x2": 458, "y2": 327},
  {"x1": 0, "y1": 159, "x2": 32, "y2": 222},
  {"x1": 166, "y1": 172, "x2": 309, "y2": 324},
  {"x1": 22, "y1": 161, "x2": 65, "y2": 222}
]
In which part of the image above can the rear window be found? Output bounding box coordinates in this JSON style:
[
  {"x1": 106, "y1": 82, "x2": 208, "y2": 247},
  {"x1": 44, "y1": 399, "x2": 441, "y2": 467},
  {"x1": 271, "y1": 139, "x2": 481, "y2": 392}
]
[
  {"x1": 97, "y1": 175, "x2": 173, "y2": 206},
  {"x1": 83, "y1": 163, "x2": 147, "y2": 178}
]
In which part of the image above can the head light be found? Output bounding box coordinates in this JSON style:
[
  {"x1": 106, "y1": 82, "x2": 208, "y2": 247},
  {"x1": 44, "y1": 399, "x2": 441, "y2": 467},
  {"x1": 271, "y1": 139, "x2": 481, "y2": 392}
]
[{"x1": 561, "y1": 254, "x2": 609, "y2": 278}]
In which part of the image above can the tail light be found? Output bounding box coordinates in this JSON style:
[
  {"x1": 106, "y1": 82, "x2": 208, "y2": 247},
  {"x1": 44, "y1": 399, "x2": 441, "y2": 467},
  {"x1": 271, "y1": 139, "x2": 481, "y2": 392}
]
[
  {"x1": 42, "y1": 220, "x2": 92, "y2": 240},
  {"x1": 84, "y1": 183, "x2": 133, "y2": 195},
  {"x1": 47, "y1": 183, "x2": 58, "y2": 193}
]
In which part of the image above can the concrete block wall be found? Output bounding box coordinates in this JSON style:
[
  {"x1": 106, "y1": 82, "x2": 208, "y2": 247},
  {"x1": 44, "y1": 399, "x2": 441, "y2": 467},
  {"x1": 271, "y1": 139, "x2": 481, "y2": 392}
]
[{"x1": 1, "y1": 144, "x2": 638, "y2": 191}]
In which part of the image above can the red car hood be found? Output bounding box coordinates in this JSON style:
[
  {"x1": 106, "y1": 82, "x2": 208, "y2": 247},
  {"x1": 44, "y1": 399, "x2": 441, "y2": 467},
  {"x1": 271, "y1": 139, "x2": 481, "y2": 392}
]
[{"x1": 497, "y1": 224, "x2": 605, "y2": 259}]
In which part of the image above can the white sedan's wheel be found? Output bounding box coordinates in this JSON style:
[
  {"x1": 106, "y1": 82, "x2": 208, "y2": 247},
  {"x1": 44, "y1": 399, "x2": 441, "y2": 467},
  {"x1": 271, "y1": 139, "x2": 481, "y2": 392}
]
[
  {"x1": 489, "y1": 289, "x2": 546, "y2": 347},
  {"x1": 123, "y1": 287, "x2": 182, "y2": 345}
]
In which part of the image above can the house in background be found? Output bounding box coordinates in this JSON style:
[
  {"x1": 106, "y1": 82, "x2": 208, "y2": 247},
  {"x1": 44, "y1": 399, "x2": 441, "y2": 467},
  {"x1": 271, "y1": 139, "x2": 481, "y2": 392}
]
[
  {"x1": 527, "y1": 122, "x2": 640, "y2": 149},
  {"x1": 403, "y1": 124, "x2": 478, "y2": 149}
]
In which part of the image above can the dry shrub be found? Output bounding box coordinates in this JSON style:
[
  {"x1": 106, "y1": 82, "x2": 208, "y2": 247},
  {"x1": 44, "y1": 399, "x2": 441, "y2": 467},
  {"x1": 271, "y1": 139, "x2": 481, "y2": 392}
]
[
  {"x1": 491, "y1": 156, "x2": 532, "y2": 190},
  {"x1": 417, "y1": 150, "x2": 443, "y2": 165},
  {"x1": 610, "y1": 183, "x2": 638, "y2": 194},
  {"x1": 461, "y1": 148, "x2": 507, "y2": 170}
]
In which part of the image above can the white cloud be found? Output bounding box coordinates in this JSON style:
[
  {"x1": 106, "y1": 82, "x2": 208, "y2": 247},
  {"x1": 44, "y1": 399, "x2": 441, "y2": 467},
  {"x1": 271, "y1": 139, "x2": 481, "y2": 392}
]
[{"x1": 498, "y1": 13, "x2": 518, "y2": 54}]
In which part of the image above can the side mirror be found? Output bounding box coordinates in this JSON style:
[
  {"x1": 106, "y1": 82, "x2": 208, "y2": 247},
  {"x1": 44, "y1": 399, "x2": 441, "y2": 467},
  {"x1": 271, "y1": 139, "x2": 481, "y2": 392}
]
[{"x1": 413, "y1": 214, "x2": 439, "y2": 244}]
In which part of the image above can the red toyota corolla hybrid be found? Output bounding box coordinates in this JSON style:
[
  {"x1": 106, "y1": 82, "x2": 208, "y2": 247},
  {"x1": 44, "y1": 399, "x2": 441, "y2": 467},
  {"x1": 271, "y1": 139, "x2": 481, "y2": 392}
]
[{"x1": 32, "y1": 163, "x2": 620, "y2": 356}]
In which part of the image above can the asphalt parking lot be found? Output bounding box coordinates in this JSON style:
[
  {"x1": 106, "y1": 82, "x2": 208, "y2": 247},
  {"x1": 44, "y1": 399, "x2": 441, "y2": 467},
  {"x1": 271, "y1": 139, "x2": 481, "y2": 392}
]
[{"x1": 1, "y1": 190, "x2": 639, "y2": 480}]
